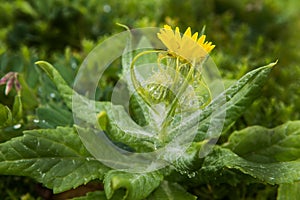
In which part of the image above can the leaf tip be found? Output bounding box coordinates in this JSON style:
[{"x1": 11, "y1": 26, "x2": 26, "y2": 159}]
[
  {"x1": 116, "y1": 23, "x2": 130, "y2": 31},
  {"x1": 268, "y1": 59, "x2": 278, "y2": 68},
  {"x1": 35, "y1": 60, "x2": 48, "y2": 66}
]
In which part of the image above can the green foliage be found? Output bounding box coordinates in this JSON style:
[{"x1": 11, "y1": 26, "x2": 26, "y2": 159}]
[
  {"x1": 0, "y1": 103, "x2": 12, "y2": 127},
  {"x1": 277, "y1": 182, "x2": 300, "y2": 200},
  {"x1": 224, "y1": 121, "x2": 300, "y2": 163},
  {"x1": 0, "y1": 127, "x2": 109, "y2": 193},
  {"x1": 104, "y1": 170, "x2": 163, "y2": 199},
  {"x1": 0, "y1": 51, "x2": 289, "y2": 200},
  {"x1": 196, "y1": 147, "x2": 300, "y2": 185}
]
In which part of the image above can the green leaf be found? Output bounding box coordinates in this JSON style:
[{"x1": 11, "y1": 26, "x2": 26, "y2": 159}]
[
  {"x1": 105, "y1": 105, "x2": 159, "y2": 152},
  {"x1": 0, "y1": 127, "x2": 110, "y2": 193},
  {"x1": 12, "y1": 95, "x2": 22, "y2": 121},
  {"x1": 104, "y1": 170, "x2": 163, "y2": 200},
  {"x1": 36, "y1": 60, "x2": 109, "y2": 125},
  {"x1": 0, "y1": 103, "x2": 23, "y2": 142},
  {"x1": 147, "y1": 181, "x2": 197, "y2": 200},
  {"x1": 162, "y1": 62, "x2": 275, "y2": 169},
  {"x1": 72, "y1": 191, "x2": 108, "y2": 200},
  {"x1": 163, "y1": 141, "x2": 205, "y2": 172},
  {"x1": 16, "y1": 1, "x2": 38, "y2": 17},
  {"x1": 224, "y1": 121, "x2": 300, "y2": 163},
  {"x1": 221, "y1": 62, "x2": 276, "y2": 133},
  {"x1": 277, "y1": 182, "x2": 300, "y2": 200},
  {"x1": 195, "y1": 147, "x2": 300, "y2": 185},
  {"x1": 169, "y1": 62, "x2": 276, "y2": 142},
  {"x1": 18, "y1": 74, "x2": 38, "y2": 111},
  {"x1": 36, "y1": 61, "x2": 157, "y2": 152},
  {"x1": 36, "y1": 102, "x2": 73, "y2": 128},
  {"x1": 0, "y1": 104, "x2": 12, "y2": 127},
  {"x1": 35, "y1": 61, "x2": 74, "y2": 109},
  {"x1": 128, "y1": 94, "x2": 147, "y2": 126}
]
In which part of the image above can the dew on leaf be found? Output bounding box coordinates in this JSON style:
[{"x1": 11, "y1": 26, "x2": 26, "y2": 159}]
[
  {"x1": 103, "y1": 4, "x2": 111, "y2": 13},
  {"x1": 13, "y1": 124, "x2": 22, "y2": 129},
  {"x1": 86, "y1": 157, "x2": 91, "y2": 162},
  {"x1": 71, "y1": 62, "x2": 77, "y2": 69},
  {"x1": 50, "y1": 93, "x2": 56, "y2": 98},
  {"x1": 187, "y1": 171, "x2": 197, "y2": 178}
]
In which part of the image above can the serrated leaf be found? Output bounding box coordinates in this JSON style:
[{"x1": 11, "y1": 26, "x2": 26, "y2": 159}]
[
  {"x1": 147, "y1": 181, "x2": 197, "y2": 200},
  {"x1": 195, "y1": 147, "x2": 300, "y2": 185},
  {"x1": 104, "y1": 170, "x2": 163, "y2": 200},
  {"x1": 224, "y1": 121, "x2": 300, "y2": 163},
  {"x1": 0, "y1": 127, "x2": 110, "y2": 193},
  {"x1": 162, "y1": 141, "x2": 205, "y2": 172},
  {"x1": 221, "y1": 62, "x2": 276, "y2": 133},
  {"x1": 36, "y1": 61, "x2": 157, "y2": 152},
  {"x1": 105, "y1": 105, "x2": 159, "y2": 152},
  {"x1": 168, "y1": 62, "x2": 276, "y2": 142},
  {"x1": 277, "y1": 182, "x2": 300, "y2": 200}
]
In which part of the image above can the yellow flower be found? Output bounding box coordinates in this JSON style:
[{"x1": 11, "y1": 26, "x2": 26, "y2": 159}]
[{"x1": 157, "y1": 25, "x2": 215, "y2": 63}]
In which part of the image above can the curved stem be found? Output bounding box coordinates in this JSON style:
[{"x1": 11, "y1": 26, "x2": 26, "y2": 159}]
[{"x1": 130, "y1": 50, "x2": 165, "y2": 107}]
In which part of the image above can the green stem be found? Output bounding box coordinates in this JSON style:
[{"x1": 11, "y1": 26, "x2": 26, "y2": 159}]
[
  {"x1": 130, "y1": 50, "x2": 165, "y2": 107},
  {"x1": 159, "y1": 62, "x2": 195, "y2": 142}
]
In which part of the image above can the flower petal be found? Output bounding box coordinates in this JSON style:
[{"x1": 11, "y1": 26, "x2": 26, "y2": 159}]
[
  {"x1": 197, "y1": 35, "x2": 206, "y2": 45},
  {"x1": 191, "y1": 32, "x2": 198, "y2": 41},
  {"x1": 157, "y1": 25, "x2": 215, "y2": 62},
  {"x1": 184, "y1": 27, "x2": 192, "y2": 37}
]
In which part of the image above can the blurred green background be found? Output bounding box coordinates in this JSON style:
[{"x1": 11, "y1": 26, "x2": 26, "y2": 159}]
[{"x1": 0, "y1": 0, "x2": 299, "y2": 199}]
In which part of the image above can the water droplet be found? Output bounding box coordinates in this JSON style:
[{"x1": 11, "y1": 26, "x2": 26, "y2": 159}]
[
  {"x1": 50, "y1": 93, "x2": 56, "y2": 98},
  {"x1": 187, "y1": 171, "x2": 197, "y2": 178},
  {"x1": 153, "y1": 90, "x2": 159, "y2": 96},
  {"x1": 13, "y1": 124, "x2": 21, "y2": 129},
  {"x1": 103, "y1": 4, "x2": 111, "y2": 13},
  {"x1": 71, "y1": 62, "x2": 77, "y2": 69},
  {"x1": 259, "y1": 164, "x2": 266, "y2": 169},
  {"x1": 178, "y1": 170, "x2": 188, "y2": 175},
  {"x1": 33, "y1": 119, "x2": 40, "y2": 123}
]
